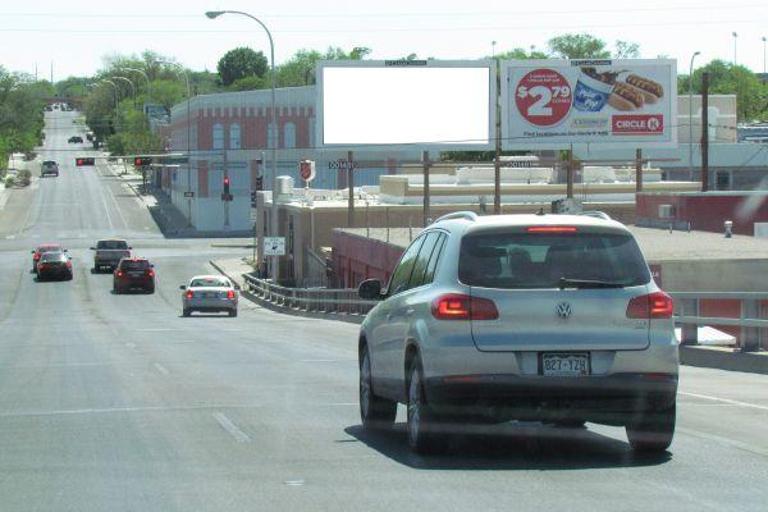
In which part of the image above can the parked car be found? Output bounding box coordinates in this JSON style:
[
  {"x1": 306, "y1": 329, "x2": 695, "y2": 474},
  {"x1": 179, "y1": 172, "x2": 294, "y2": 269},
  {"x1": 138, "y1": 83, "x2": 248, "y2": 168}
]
[
  {"x1": 68, "y1": 136, "x2": 83, "y2": 143},
  {"x1": 113, "y1": 257, "x2": 155, "y2": 294},
  {"x1": 356, "y1": 211, "x2": 678, "y2": 454},
  {"x1": 90, "y1": 239, "x2": 131, "y2": 272},
  {"x1": 36, "y1": 251, "x2": 73, "y2": 281},
  {"x1": 180, "y1": 275, "x2": 238, "y2": 317},
  {"x1": 31, "y1": 243, "x2": 65, "y2": 273},
  {"x1": 40, "y1": 160, "x2": 59, "y2": 177}
]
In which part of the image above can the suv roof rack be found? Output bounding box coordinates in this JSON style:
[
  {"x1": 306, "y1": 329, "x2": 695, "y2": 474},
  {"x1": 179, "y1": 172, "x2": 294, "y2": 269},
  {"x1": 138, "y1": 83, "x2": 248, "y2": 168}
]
[
  {"x1": 578, "y1": 211, "x2": 612, "y2": 220},
  {"x1": 433, "y1": 211, "x2": 478, "y2": 224}
]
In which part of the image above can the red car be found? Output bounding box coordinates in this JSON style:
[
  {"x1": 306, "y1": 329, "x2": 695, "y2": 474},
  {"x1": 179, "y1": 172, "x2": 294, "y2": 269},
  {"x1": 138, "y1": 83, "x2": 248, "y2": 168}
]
[
  {"x1": 113, "y1": 257, "x2": 155, "y2": 294},
  {"x1": 31, "y1": 243, "x2": 65, "y2": 273}
]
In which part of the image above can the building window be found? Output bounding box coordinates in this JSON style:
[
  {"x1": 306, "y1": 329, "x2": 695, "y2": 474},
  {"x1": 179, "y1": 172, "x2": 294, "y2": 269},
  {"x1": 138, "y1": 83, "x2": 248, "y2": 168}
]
[
  {"x1": 213, "y1": 123, "x2": 224, "y2": 150},
  {"x1": 229, "y1": 123, "x2": 241, "y2": 149},
  {"x1": 284, "y1": 122, "x2": 296, "y2": 149}
]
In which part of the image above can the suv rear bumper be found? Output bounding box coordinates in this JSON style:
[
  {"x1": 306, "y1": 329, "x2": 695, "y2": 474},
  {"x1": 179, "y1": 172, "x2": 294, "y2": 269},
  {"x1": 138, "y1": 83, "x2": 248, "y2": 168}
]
[{"x1": 424, "y1": 372, "x2": 677, "y2": 425}]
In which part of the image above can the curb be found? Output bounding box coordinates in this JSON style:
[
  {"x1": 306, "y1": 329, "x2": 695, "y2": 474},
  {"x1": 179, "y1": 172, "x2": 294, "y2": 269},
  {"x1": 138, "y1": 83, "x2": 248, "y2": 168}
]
[{"x1": 681, "y1": 346, "x2": 768, "y2": 375}]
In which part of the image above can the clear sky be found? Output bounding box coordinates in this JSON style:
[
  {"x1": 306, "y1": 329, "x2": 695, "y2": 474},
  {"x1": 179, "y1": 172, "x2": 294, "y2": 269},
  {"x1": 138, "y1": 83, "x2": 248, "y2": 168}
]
[{"x1": 1, "y1": 0, "x2": 766, "y2": 79}]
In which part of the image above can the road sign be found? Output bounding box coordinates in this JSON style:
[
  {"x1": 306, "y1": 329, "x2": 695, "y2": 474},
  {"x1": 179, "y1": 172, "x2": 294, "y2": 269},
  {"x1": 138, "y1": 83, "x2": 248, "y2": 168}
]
[
  {"x1": 263, "y1": 237, "x2": 286, "y2": 256},
  {"x1": 299, "y1": 160, "x2": 316, "y2": 183},
  {"x1": 184, "y1": 191, "x2": 195, "y2": 198}
]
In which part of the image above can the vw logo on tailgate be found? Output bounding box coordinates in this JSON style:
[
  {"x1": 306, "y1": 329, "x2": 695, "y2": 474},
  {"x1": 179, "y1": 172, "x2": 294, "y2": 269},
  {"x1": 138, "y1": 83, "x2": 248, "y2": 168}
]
[{"x1": 556, "y1": 302, "x2": 572, "y2": 320}]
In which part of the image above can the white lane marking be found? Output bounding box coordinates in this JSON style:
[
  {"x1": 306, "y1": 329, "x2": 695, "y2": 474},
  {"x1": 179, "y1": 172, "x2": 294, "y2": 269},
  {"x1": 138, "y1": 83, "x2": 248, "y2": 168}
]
[
  {"x1": 0, "y1": 404, "x2": 262, "y2": 418},
  {"x1": 212, "y1": 412, "x2": 251, "y2": 443},
  {"x1": 677, "y1": 427, "x2": 768, "y2": 459},
  {"x1": 98, "y1": 182, "x2": 115, "y2": 230},
  {"x1": 678, "y1": 391, "x2": 768, "y2": 412},
  {"x1": 284, "y1": 479, "x2": 305, "y2": 487},
  {"x1": 153, "y1": 363, "x2": 170, "y2": 376},
  {"x1": 105, "y1": 179, "x2": 129, "y2": 228},
  {"x1": 125, "y1": 342, "x2": 137, "y2": 349},
  {"x1": 136, "y1": 328, "x2": 180, "y2": 332},
  {"x1": 320, "y1": 402, "x2": 358, "y2": 407}
]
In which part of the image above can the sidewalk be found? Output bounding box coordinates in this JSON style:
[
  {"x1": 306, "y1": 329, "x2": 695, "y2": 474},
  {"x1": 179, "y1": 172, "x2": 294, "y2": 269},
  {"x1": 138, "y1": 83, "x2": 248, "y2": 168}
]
[{"x1": 208, "y1": 257, "x2": 254, "y2": 290}]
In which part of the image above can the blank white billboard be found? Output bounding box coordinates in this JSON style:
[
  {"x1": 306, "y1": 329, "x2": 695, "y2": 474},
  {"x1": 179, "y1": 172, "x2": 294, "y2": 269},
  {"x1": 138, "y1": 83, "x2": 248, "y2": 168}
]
[{"x1": 318, "y1": 62, "x2": 495, "y2": 150}]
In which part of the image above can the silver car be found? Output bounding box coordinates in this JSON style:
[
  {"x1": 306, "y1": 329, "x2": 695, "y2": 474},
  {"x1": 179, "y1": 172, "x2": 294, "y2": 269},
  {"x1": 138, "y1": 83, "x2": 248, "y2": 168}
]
[
  {"x1": 357, "y1": 212, "x2": 678, "y2": 454},
  {"x1": 180, "y1": 275, "x2": 238, "y2": 317}
]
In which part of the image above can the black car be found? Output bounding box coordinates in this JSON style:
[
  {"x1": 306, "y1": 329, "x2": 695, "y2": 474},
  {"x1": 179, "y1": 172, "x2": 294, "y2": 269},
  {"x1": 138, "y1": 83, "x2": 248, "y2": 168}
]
[
  {"x1": 36, "y1": 251, "x2": 73, "y2": 281},
  {"x1": 41, "y1": 160, "x2": 59, "y2": 177},
  {"x1": 113, "y1": 257, "x2": 155, "y2": 294},
  {"x1": 68, "y1": 136, "x2": 83, "y2": 144}
]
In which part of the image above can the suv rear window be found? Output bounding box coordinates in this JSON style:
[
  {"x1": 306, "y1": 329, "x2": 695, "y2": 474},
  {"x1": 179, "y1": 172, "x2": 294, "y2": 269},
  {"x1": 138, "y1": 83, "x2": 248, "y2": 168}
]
[
  {"x1": 120, "y1": 260, "x2": 149, "y2": 270},
  {"x1": 191, "y1": 278, "x2": 230, "y2": 288},
  {"x1": 459, "y1": 231, "x2": 650, "y2": 289},
  {"x1": 97, "y1": 240, "x2": 128, "y2": 250}
]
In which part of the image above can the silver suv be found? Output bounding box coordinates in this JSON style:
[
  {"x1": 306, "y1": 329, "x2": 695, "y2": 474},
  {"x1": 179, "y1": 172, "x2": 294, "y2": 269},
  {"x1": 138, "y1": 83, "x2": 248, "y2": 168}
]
[{"x1": 357, "y1": 211, "x2": 678, "y2": 454}]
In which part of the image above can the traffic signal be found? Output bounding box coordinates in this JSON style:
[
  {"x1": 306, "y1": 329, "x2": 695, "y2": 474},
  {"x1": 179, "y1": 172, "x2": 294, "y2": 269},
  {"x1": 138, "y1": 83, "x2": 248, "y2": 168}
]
[
  {"x1": 250, "y1": 191, "x2": 257, "y2": 206},
  {"x1": 75, "y1": 157, "x2": 95, "y2": 167},
  {"x1": 223, "y1": 176, "x2": 230, "y2": 195},
  {"x1": 134, "y1": 157, "x2": 152, "y2": 167},
  {"x1": 255, "y1": 175, "x2": 263, "y2": 191}
]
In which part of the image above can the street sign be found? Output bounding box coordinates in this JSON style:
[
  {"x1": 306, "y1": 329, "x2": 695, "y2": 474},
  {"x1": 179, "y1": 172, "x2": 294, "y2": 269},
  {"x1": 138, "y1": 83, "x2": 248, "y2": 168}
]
[
  {"x1": 299, "y1": 160, "x2": 316, "y2": 183},
  {"x1": 184, "y1": 191, "x2": 195, "y2": 198},
  {"x1": 263, "y1": 237, "x2": 286, "y2": 256}
]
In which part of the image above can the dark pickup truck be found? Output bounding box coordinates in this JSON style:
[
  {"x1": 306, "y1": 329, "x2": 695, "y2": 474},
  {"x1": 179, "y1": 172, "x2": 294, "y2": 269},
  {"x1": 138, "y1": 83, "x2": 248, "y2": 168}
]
[{"x1": 91, "y1": 239, "x2": 132, "y2": 272}]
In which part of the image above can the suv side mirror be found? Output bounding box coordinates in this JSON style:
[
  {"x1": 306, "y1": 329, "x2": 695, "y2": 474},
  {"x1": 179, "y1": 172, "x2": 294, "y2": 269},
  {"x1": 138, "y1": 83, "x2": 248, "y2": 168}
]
[
  {"x1": 358, "y1": 279, "x2": 383, "y2": 300},
  {"x1": 30, "y1": 250, "x2": 35, "y2": 254},
  {"x1": 179, "y1": 285, "x2": 186, "y2": 290},
  {"x1": 89, "y1": 247, "x2": 96, "y2": 250},
  {"x1": 128, "y1": 246, "x2": 133, "y2": 250}
]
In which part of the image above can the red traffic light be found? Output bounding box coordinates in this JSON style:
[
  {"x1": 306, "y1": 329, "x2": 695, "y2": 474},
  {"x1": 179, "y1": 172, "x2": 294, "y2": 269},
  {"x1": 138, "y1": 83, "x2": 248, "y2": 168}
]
[
  {"x1": 75, "y1": 157, "x2": 95, "y2": 167},
  {"x1": 134, "y1": 157, "x2": 152, "y2": 167},
  {"x1": 223, "y1": 177, "x2": 230, "y2": 186}
]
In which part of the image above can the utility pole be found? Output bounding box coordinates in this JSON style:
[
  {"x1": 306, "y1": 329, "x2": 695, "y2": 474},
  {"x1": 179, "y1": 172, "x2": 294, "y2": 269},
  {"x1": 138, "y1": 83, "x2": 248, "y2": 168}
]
[
  {"x1": 635, "y1": 149, "x2": 643, "y2": 193},
  {"x1": 50, "y1": 61, "x2": 53, "y2": 84},
  {"x1": 701, "y1": 72, "x2": 710, "y2": 192},
  {"x1": 493, "y1": 56, "x2": 502, "y2": 214},
  {"x1": 347, "y1": 150, "x2": 354, "y2": 227},
  {"x1": 422, "y1": 151, "x2": 430, "y2": 226},
  {"x1": 566, "y1": 145, "x2": 574, "y2": 199}
]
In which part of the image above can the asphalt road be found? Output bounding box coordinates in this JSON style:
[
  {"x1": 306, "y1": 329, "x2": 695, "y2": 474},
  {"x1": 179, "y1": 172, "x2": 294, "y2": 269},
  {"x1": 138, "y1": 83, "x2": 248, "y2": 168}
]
[{"x1": 0, "y1": 110, "x2": 767, "y2": 511}]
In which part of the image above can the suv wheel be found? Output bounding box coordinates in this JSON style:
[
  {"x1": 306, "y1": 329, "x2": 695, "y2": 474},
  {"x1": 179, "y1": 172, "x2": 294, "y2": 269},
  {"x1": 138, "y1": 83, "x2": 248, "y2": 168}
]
[
  {"x1": 359, "y1": 345, "x2": 396, "y2": 430},
  {"x1": 182, "y1": 308, "x2": 191, "y2": 317},
  {"x1": 626, "y1": 403, "x2": 676, "y2": 453},
  {"x1": 407, "y1": 355, "x2": 445, "y2": 454}
]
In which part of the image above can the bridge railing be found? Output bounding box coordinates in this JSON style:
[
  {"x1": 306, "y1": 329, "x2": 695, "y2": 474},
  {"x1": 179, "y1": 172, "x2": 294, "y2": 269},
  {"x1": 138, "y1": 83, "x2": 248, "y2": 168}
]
[
  {"x1": 242, "y1": 274, "x2": 378, "y2": 316},
  {"x1": 672, "y1": 292, "x2": 768, "y2": 352}
]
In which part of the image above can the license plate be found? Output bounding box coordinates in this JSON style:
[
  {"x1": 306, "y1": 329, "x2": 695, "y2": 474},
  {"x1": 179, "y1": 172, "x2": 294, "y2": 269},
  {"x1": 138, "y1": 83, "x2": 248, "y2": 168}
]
[
  {"x1": 128, "y1": 271, "x2": 143, "y2": 277},
  {"x1": 541, "y1": 353, "x2": 590, "y2": 377}
]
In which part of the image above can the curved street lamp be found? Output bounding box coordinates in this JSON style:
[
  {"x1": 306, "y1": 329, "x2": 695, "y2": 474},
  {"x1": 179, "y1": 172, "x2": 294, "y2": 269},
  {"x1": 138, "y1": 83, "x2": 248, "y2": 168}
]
[
  {"x1": 113, "y1": 76, "x2": 136, "y2": 100},
  {"x1": 99, "y1": 79, "x2": 119, "y2": 109},
  {"x1": 206, "y1": 9, "x2": 279, "y2": 280},
  {"x1": 122, "y1": 67, "x2": 152, "y2": 101}
]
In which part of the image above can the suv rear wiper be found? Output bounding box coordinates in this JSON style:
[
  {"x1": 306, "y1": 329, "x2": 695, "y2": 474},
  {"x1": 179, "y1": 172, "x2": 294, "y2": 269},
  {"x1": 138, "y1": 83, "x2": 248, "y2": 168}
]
[{"x1": 558, "y1": 277, "x2": 626, "y2": 289}]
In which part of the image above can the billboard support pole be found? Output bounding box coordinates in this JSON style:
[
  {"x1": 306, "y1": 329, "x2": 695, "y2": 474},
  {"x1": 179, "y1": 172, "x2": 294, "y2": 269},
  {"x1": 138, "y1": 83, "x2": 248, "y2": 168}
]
[
  {"x1": 701, "y1": 72, "x2": 710, "y2": 192},
  {"x1": 635, "y1": 149, "x2": 643, "y2": 193},
  {"x1": 422, "y1": 151, "x2": 430, "y2": 226},
  {"x1": 347, "y1": 150, "x2": 354, "y2": 226},
  {"x1": 566, "y1": 145, "x2": 574, "y2": 199},
  {"x1": 494, "y1": 57, "x2": 502, "y2": 215}
]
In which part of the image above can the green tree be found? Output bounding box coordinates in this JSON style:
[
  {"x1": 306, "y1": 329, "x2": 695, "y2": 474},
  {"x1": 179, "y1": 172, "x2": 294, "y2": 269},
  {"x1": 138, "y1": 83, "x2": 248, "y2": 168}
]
[
  {"x1": 492, "y1": 47, "x2": 549, "y2": 60},
  {"x1": 683, "y1": 60, "x2": 768, "y2": 121},
  {"x1": 547, "y1": 34, "x2": 611, "y2": 59},
  {"x1": 217, "y1": 47, "x2": 268, "y2": 86},
  {"x1": 276, "y1": 47, "x2": 372, "y2": 88},
  {"x1": 614, "y1": 41, "x2": 640, "y2": 59}
]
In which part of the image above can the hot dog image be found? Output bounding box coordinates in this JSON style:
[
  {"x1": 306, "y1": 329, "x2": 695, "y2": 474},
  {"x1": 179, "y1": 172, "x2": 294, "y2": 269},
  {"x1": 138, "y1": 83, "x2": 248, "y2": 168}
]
[
  {"x1": 608, "y1": 82, "x2": 645, "y2": 111},
  {"x1": 625, "y1": 74, "x2": 664, "y2": 104}
]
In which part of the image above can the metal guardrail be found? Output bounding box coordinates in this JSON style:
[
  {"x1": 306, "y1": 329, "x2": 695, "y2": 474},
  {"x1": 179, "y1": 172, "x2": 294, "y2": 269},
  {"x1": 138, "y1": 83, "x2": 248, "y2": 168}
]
[
  {"x1": 239, "y1": 279, "x2": 767, "y2": 350},
  {"x1": 671, "y1": 292, "x2": 768, "y2": 352},
  {"x1": 242, "y1": 273, "x2": 378, "y2": 316}
]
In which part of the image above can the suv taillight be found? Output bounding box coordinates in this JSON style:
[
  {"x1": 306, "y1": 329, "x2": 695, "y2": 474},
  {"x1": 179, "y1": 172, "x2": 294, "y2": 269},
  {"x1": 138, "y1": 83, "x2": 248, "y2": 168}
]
[
  {"x1": 147, "y1": 270, "x2": 155, "y2": 277},
  {"x1": 33, "y1": 253, "x2": 41, "y2": 260},
  {"x1": 226, "y1": 290, "x2": 236, "y2": 299},
  {"x1": 116, "y1": 270, "x2": 124, "y2": 278},
  {"x1": 627, "y1": 291, "x2": 674, "y2": 319},
  {"x1": 431, "y1": 294, "x2": 499, "y2": 321},
  {"x1": 186, "y1": 290, "x2": 194, "y2": 299}
]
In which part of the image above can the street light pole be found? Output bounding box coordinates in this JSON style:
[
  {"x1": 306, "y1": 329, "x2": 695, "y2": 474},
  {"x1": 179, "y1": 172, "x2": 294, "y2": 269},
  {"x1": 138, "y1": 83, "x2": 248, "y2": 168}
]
[
  {"x1": 159, "y1": 60, "x2": 193, "y2": 227},
  {"x1": 100, "y1": 79, "x2": 119, "y2": 109},
  {"x1": 206, "y1": 9, "x2": 279, "y2": 282},
  {"x1": 688, "y1": 51, "x2": 700, "y2": 181},
  {"x1": 732, "y1": 32, "x2": 738, "y2": 65},
  {"x1": 762, "y1": 36, "x2": 767, "y2": 74},
  {"x1": 113, "y1": 76, "x2": 136, "y2": 100},
  {"x1": 122, "y1": 67, "x2": 151, "y2": 101}
]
